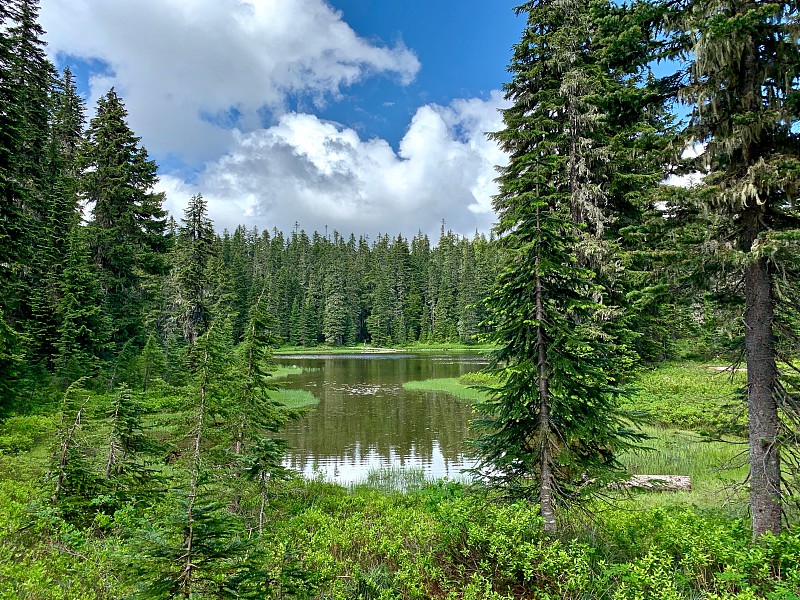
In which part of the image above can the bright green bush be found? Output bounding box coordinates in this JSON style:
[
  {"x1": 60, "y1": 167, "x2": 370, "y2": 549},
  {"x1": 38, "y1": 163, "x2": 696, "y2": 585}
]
[{"x1": 0, "y1": 414, "x2": 56, "y2": 454}]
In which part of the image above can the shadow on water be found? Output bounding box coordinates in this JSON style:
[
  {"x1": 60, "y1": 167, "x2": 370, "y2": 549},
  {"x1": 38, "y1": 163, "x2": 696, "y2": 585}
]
[{"x1": 276, "y1": 353, "x2": 487, "y2": 484}]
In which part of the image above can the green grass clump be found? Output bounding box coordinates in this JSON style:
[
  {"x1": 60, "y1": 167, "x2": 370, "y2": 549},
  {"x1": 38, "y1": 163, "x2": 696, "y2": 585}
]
[
  {"x1": 351, "y1": 466, "x2": 430, "y2": 493},
  {"x1": 270, "y1": 364, "x2": 303, "y2": 379},
  {"x1": 0, "y1": 414, "x2": 57, "y2": 454},
  {"x1": 618, "y1": 425, "x2": 749, "y2": 511},
  {"x1": 402, "y1": 377, "x2": 488, "y2": 402},
  {"x1": 270, "y1": 388, "x2": 319, "y2": 409}
]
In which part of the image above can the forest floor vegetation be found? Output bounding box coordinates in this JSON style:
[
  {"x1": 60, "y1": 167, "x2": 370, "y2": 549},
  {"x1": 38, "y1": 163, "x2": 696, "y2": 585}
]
[{"x1": 0, "y1": 360, "x2": 798, "y2": 598}]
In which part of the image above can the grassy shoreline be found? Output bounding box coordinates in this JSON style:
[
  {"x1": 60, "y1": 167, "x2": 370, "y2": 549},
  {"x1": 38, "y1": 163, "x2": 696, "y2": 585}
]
[
  {"x1": 270, "y1": 388, "x2": 319, "y2": 409},
  {"x1": 275, "y1": 343, "x2": 496, "y2": 355}
]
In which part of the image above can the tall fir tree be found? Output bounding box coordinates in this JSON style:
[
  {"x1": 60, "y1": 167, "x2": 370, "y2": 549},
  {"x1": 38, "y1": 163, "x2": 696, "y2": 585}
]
[
  {"x1": 1, "y1": 0, "x2": 54, "y2": 329},
  {"x1": 54, "y1": 220, "x2": 111, "y2": 383},
  {"x1": 30, "y1": 66, "x2": 86, "y2": 365},
  {"x1": 171, "y1": 194, "x2": 216, "y2": 346},
  {"x1": 0, "y1": 2, "x2": 24, "y2": 306},
  {"x1": 80, "y1": 88, "x2": 167, "y2": 355},
  {"x1": 470, "y1": 0, "x2": 646, "y2": 533}
]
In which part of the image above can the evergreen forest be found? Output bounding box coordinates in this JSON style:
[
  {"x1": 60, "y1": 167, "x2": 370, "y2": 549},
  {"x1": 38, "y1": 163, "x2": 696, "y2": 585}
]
[{"x1": 1, "y1": 0, "x2": 800, "y2": 598}]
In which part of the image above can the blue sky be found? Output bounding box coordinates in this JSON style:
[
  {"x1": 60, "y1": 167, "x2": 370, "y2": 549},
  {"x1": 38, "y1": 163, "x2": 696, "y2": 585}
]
[
  {"x1": 40, "y1": 0, "x2": 524, "y2": 239},
  {"x1": 315, "y1": 1, "x2": 521, "y2": 145}
]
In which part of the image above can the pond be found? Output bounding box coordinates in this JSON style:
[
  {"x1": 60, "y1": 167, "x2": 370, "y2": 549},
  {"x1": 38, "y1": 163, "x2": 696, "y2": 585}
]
[{"x1": 276, "y1": 353, "x2": 488, "y2": 485}]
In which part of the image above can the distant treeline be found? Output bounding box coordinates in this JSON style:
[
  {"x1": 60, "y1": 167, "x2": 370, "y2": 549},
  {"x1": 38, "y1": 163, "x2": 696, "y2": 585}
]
[{"x1": 209, "y1": 223, "x2": 501, "y2": 348}]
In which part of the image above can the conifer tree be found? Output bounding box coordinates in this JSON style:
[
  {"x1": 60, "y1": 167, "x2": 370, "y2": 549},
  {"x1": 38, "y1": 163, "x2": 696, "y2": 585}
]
[
  {"x1": 470, "y1": 0, "x2": 645, "y2": 533},
  {"x1": 104, "y1": 383, "x2": 150, "y2": 481},
  {"x1": 55, "y1": 221, "x2": 111, "y2": 382},
  {"x1": 138, "y1": 333, "x2": 166, "y2": 391},
  {"x1": 132, "y1": 322, "x2": 246, "y2": 598},
  {"x1": 0, "y1": 3, "x2": 25, "y2": 308},
  {"x1": 1, "y1": 0, "x2": 54, "y2": 327},
  {"x1": 30, "y1": 66, "x2": 86, "y2": 364},
  {"x1": 672, "y1": 0, "x2": 800, "y2": 538},
  {"x1": 323, "y1": 276, "x2": 347, "y2": 345},
  {"x1": 50, "y1": 379, "x2": 102, "y2": 521},
  {"x1": 80, "y1": 88, "x2": 167, "y2": 353},
  {"x1": 231, "y1": 288, "x2": 294, "y2": 457},
  {"x1": 172, "y1": 194, "x2": 216, "y2": 346}
]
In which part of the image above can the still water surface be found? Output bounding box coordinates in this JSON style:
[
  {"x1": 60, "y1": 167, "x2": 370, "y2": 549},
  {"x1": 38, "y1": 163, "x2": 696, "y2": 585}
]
[{"x1": 276, "y1": 353, "x2": 487, "y2": 484}]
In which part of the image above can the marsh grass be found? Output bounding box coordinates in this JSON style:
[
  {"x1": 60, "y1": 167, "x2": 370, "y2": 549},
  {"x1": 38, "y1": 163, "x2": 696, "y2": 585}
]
[
  {"x1": 270, "y1": 364, "x2": 303, "y2": 379},
  {"x1": 618, "y1": 425, "x2": 749, "y2": 512},
  {"x1": 402, "y1": 377, "x2": 487, "y2": 402},
  {"x1": 351, "y1": 466, "x2": 431, "y2": 493},
  {"x1": 628, "y1": 362, "x2": 747, "y2": 432},
  {"x1": 270, "y1": 388, "x2": 319, "y2": 409}
]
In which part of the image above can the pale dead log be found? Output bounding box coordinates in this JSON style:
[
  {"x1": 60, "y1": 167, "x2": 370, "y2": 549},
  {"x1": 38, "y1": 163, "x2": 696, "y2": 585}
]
[{"x1": 625, "y1": 475, "x2": 691, "y2": 491}]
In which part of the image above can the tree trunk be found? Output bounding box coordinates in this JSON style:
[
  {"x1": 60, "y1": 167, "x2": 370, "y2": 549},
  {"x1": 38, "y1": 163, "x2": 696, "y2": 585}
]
[
  {"x1": 743, "y1": 208, "x2": 782, "y2": 538},
  {"x1": 181, "y1": 340, "x2": 208, "y2": 596},
  {"x1": 535, "y1": 206, "x2": 557, "y2": 535},
  {"x1": 53, "y1": 404, "x2": 84, "y2": 502}
]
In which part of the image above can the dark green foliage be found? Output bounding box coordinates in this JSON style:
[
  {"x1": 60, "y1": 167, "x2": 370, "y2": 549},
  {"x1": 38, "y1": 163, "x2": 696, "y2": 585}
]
[
  {"x1": 137, "y1": 333, "x2": 167, "y2": 391},
  {"x1": 471, "y1": 194, "x2": 645, "y2": 519},
  {"x1": 28, "y1": 67, "x2": 86, "y2": 365},
  {"x1": 81, "y1": 88, "x2": 167, "y2": 353},
  {"x1": 170, "y1": 194, "x2": 216, "y2": 346},
  {"x1": 470, "y1": 0, "x2": 651, "y2": 532},
  {"x1": 54, "y1": 221, "x2": 111, "y2": 383},
  {"x1": 0, "y1": 308, "x2": 22, "y2": 415},
  {"x1": 0, "y1": 0, "x2": 55, "y2": 336},
  {"x1": 230, "y1": 288, "x2": 297, "y2": 457},
  {"x1": 104, "y1": 383, "x2": 157, "y2": 489},
  {"x1": 128, "y1": 487, "x2": 250, "y2": 599},
  {"x1": 667, "y1": 0, "x2": 800, "y2": 537}
]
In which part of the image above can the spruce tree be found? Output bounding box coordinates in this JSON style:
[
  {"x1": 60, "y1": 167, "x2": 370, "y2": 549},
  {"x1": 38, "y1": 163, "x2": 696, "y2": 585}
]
[
  {"x1": 172, "y1": 194, "x2": 216, "y2": 346},
  {"x1": 0, "y1": 3, "x2": 24, "y2": 307},
  {"x1": 104, "y1": 383, "x2": 150, "y2": 481},
  {"x1": 131, "y1": 322, "x2": 246, "y2": 598},
  {"x1": 231, "y1": 288, "x2": 294, "y2": 457},
  {"x1": 54, "y1": 220, "x2": 111, "y2": 383},
  {"x1": 138, "y1": 333, "x2": 166, "y2": 391},
  {"x1": 1, "y1": 0, "x2": 54, "y2": 328},
  {"x1": 30, "y1": 66, "x2": 86, "y2": 365}
]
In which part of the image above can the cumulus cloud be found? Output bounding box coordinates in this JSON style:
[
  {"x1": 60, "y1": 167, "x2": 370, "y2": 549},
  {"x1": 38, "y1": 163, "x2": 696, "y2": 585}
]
[
  {"x1": 40, "y1": 0, "x2": 420, "y2": 162},
  {"x1": 41, "y1": 0, "x2": 508, "y2": 238},
  {"x1": 160, "y1": 91, "x2": 509, "y2": 239}
]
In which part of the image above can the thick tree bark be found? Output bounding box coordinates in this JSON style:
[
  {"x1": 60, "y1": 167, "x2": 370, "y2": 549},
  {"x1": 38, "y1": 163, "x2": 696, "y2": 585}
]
[{"x1": 743, "y1": 208, "x2": 782, "y2": 538}]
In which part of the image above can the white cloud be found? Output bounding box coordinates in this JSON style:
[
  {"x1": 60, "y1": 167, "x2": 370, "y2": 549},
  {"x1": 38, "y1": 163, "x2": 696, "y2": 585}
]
[
  {"x1": 41, "y1": 0, "x2": 508, "y2": 239},
  {"x1": 40, "y1": 0, "x2": 420, "y2": 162},
  {"x1": 159, "y1": 92, "x2": 509, "y2": 238},
  {"x1": 663, "y1": 142, "x2": 707, "y2": 188}
]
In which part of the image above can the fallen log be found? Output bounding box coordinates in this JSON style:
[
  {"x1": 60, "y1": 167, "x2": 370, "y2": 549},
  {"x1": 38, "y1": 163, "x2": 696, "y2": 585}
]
[{"x1": 624, "y1": 475, "x2": 691, "y2": 492}]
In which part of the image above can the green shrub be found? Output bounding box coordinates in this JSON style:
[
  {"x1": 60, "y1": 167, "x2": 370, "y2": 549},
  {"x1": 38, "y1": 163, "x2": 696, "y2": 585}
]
[{"x1": 0, "y1": 414, "x2": 56, "y2": 454}]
